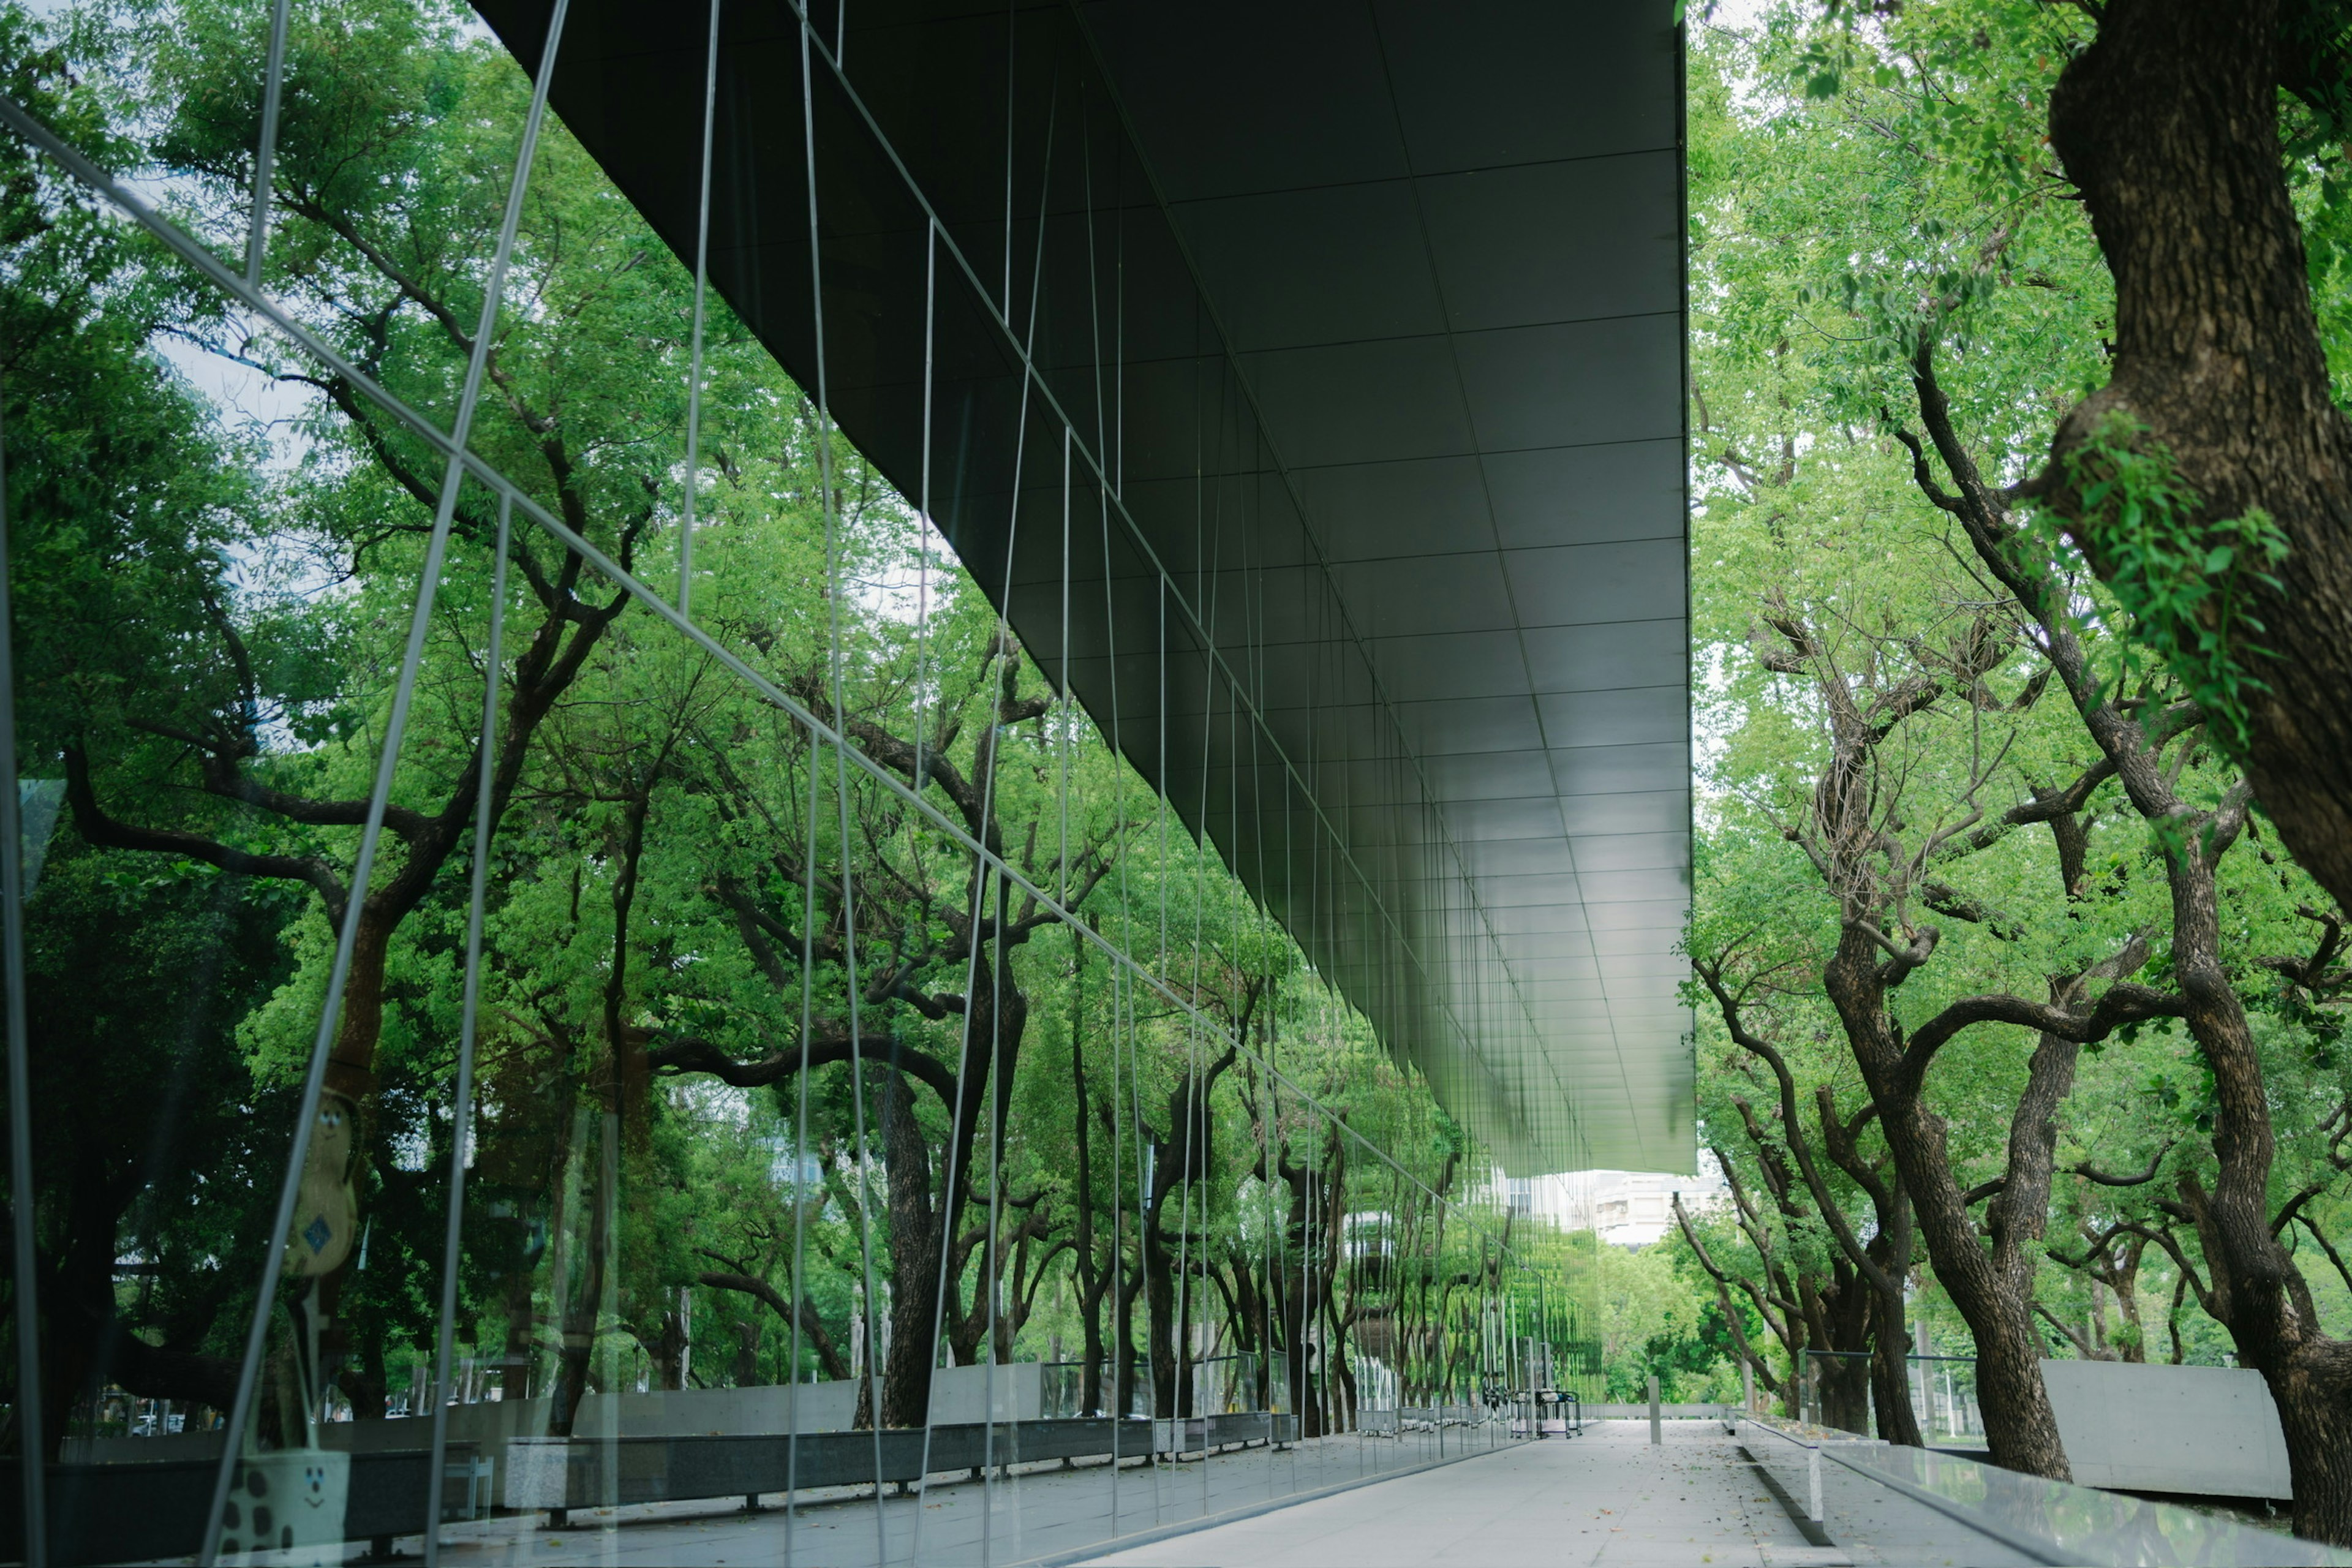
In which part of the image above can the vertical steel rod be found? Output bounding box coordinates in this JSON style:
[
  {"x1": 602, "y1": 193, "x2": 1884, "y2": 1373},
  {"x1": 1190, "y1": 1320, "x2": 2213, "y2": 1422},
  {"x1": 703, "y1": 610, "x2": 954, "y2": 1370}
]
[
  {"x1": 784, "y1": 710, "x2": 821, "y2": 1560},
  {"x1": 677, "y1": 0, "x2": 722, "y2": 618},
  {"x1": 0, "y1": 374, "x2": 48, "y2": 1568},
  {"x1": 421, "y1": 494, "x2": 512, "y2": 1566},
  {"x1": 244, "y1": 0, "x2": 292, "y2": 287},
  {"x1": 796, "y1": 17, "x2": 888, "y2": 1560},
  {"x1": 199, "y1": 6, "x2": 571, "y2": 1555}
]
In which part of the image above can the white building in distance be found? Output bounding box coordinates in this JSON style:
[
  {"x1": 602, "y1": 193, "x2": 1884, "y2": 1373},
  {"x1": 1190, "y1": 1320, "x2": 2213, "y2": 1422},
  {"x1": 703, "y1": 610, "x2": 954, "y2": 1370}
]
[{"x1": 1505, "y1": 1157, "x2": 1730, "y2": 1248}]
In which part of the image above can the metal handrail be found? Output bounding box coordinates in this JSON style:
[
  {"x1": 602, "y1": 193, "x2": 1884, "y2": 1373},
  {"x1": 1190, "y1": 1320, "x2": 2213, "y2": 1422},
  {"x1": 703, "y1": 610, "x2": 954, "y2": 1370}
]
[{"x1": 1732, "y1": 1411, "x2": 1849, "y2": 1523}]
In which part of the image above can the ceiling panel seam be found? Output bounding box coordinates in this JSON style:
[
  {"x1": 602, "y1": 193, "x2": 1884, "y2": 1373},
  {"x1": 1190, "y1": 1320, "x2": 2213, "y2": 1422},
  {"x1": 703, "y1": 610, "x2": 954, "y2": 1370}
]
[
  {"x1": 1068, "y1": 0, "x2": 1676, "y2": 1163},
  {"x1": 1155, "y1": 142, "x2": 1685, "y2": 205},
  {"x1": 780, "y1": 2, "x2": 1550, "y2": 1146},
  {"x1": 1218, "y1": 307, "x2": 1681, "y2": 357},
  {"x1": 1355, "y1": 0, "x2": 1598, "y2": 1145}
]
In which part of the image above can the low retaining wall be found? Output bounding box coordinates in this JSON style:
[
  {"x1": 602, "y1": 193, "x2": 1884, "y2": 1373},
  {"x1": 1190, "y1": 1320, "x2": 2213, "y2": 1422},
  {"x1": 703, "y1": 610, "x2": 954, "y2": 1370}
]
[
  {"x1": 2040, "y1": 1359, "x2": 2293, "y2": 1501},
  {"x1": 0, "y1": 1446, "x2": 474, "y2": 1567},
  {"x1": 503, "y1": 1412, "x2": 1295, "y2": 1510},
  {"x1": 55, "y1": 1382, "x2": 867, "y2": 1504},
  {"x1": 6, "y1": 1409, "x2": 1310, "y2": 1562},
  {"x1": 1826, "y1": 1430, "x2": 2348, "y2": 1565},
  {"x1": 1736, "y1": 1411, "x2": 2348, "y2": 1565},
  {"x1": 927, "y1": 1362, "x2": 1043, "y2": 1424}
]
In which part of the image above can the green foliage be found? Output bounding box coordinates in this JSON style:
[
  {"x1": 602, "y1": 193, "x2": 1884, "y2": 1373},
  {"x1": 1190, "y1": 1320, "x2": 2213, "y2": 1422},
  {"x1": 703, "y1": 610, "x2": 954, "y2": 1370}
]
[
  {"x1": 1595, "y1": 1242, "x2": 1740, "y2": 1403},
  {"x1": 4, "y1": 0, "x2": 1579, "y2": 1439},
  {"x1": 2052, "y1": 414, "x2": 2292, "y2": 754},
  {"x1": 1683, "y1": 0, "x2": 2352, "y2": 1419}
]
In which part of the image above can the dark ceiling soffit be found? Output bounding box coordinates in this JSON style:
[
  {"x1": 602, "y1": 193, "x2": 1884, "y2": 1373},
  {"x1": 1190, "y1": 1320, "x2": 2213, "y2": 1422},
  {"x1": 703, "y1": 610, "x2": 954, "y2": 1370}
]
[
  {"x1": 464, "y1": 0, "x2": 1569, "y2": 1163},
  {"x1": 1058, "y1": 0, "x2": 1608, "y2": 1155}
]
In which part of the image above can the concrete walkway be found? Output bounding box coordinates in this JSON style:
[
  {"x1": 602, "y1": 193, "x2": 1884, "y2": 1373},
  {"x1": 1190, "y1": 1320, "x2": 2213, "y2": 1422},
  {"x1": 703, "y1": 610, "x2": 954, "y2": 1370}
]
[
  {"x1": 1078, "y1": 1420, "x2": 2034, "y2": 1568},
  {"x1": 355, "y1": 1428, "x2": 1481, "y2": 1567},
  {"x1": 331, "y1": 1420, "x2": 2032, "y2": 1567}
]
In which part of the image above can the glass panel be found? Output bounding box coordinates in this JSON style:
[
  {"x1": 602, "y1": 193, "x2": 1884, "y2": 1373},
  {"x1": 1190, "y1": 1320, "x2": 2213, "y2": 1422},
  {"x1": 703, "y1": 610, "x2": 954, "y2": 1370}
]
[{"x1": 1, "y1": 4, "x2": 1608, "y2": 1566}]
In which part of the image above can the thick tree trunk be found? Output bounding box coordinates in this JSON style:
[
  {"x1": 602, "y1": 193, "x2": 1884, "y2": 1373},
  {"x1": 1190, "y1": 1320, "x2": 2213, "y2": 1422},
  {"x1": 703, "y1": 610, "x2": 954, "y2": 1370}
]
[
  {"x1": 2164, "y1": 832, "x2": 2352, "y2": 1544},
  {"x1": 2046, "y1": 0, "x2": 2352, "y2": 916},
  {"x1": 879, "y1": 1066, "x2": 943, "y2": 1428},
  {"x1": 322, "y1": 919, "x2": 391, "y2": 1109},
  {"x1": 1067, "y1": 946, "x2": 1110, "y2": 1419},
  {"x1": 1276, "y1": 1158, "x2": 1330, "y2": 1439},
  {"x1": 1865, "y1": 1229, "x2": 1922, "y2": 1447},
  {"x1": 548, "y1": 1119, "x2": 613, "y2": 1438},
  {"x1": 1144, "y1": 1199, "x2": 1178, "y2": 1419},
  {"x1": 1825, "y1": 934, "x2": 2073, "y2": 1479},
  {"x1": 1811, "y1": 1264, "x2": 1873, "y2": 1436},
  {"x1": 1814, "y1": 1088, "x2": 1924, "y2": 1447},
  {"x1": 1115, "y1": 1262, "x2": 1142, "y2": 1418},
  {"x1": 731, "y1": 1320, "x2": 760, "y2": 1387},
  {"x1": 865, "y1": 919, "x2": 1027, "y2": 1426}
]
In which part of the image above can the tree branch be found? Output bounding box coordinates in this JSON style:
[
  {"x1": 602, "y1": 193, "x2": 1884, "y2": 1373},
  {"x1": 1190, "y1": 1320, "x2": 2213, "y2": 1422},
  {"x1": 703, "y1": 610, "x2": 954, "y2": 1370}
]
[
  {"x1": 2070, "y1": 1145, "x2": 2171, "y2": 1188},
  {"x1": 695, "y1": 1268, "x2": 850, "y2": 1382},
  {"x1": 647, "y1": 1030, "x2": 959, "y2": 1110},
  {"x1": 62, "y1": 745, "x2": 349, "y2": 922},
  {"x1": 1697, "y1": 958, "x2": 1902, "y2": 1298},
  {"x1": 1894, "y1": 982, "x2": 2185, "y2": 1101}
]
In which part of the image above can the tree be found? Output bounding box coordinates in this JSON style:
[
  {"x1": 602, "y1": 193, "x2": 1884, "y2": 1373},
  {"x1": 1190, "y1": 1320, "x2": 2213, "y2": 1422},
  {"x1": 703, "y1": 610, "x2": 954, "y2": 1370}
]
[
  {"x1": 2036, "y1": 1, "x2": 2352, "y2": 921},
  {"x1": 4, "y1": 0, "x2": 1597, "y2": 1474},
  {"x1": 1903, "y1": 339, "x2": 2352, "y2": 1536},
  {"x1": 1773, "y1": 0, "x2": 2352, "y2": 998},
  {"x1": 2, "y1": 6, "x2": 306, "y2": 1453},
  {"x1": 24, "y1": 0, "x2": 738, "y2": 1425},
  {"x1": 1694, "y1": 7, "x2": 2352, "y2": 1534}
]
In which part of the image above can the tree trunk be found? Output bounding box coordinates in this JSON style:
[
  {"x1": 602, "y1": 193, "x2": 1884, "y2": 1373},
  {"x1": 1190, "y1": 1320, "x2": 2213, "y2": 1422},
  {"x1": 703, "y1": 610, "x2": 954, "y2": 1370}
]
[
  {"x1": 1144, "y1": 1193, "x2": 1178, "y2": 1420},
  {"x1": 548, "y1": 1115, "x2": 614, "y2": 1438},
  {"x1": 2109, "y1": 1244, "x2": 2146, "y2": 1363},
  {"x1": 1865, "y1": 1221, "x2": 1921, "y2": 1447},
  {"x1": 1825, "y1": 933, "x2": 2073, "y2": 1479},
  {"x1": 644, "y1": 1305, "x2": 688, "y2": 1392},
  {"x1": 2045, "y1": 0, "x2": 2352, "y2": 917},
  {"x1": 1276, "y1": 1156, "x2": 1328, "y2": 1438},
  {"x1": 2164, "y1": 829, "x2": 2352, "y2": 1545},
  {"x1": 1068, "y1": 941, "x2": 1109, "y2": 1418},
  {"x1": 1811, "y1": 1264, "x2": 1872, "y2": 1436},
  {"x1": 1326, "y1": 1288, "x2": 1356, "y2": 1433},
  {"x1": 1115, "y1": 1261, "x2": 1142, "y2": 1418},
  {"x1": 337, "y1": 1329, "x2": 388, "y2": 1420},
  {"x1": 879, "y1": 1066, "x2": 943, "y2": 1428}
]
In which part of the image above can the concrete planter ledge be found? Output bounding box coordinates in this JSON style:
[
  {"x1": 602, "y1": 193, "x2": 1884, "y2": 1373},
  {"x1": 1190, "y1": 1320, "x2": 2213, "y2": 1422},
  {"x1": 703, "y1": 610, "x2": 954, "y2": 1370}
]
[
  {"x1": 1740, "y1": 1420, "x2": 2342, "y2": 1561},
  {"x1": 503, "y1": 1412, "x2": 1298, "y2": 1512}
]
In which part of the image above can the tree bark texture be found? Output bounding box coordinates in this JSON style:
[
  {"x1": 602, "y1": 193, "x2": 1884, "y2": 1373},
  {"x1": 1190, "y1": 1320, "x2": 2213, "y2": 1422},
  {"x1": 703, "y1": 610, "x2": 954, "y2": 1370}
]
[
  {"x1": 2048, "y1": 0, "x2": 2352, "y2": 916},
  {"x1": 1753, "y1": 601, "x2": 2070, "y2": 1475},
  {"x1": 1822, "y1": 935, "x2": 2071, "y2": 1478},
  {"x1": 1909, "y1": 344, "x2": 2352, "y2": 1540}
]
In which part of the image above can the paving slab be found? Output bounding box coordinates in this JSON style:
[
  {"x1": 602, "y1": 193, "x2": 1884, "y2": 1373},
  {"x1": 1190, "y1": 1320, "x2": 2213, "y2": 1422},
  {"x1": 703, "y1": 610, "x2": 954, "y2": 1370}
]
[
  {"x1": 1077, "y1": 1420, "x2": 2034, "y2": 1568},
  {"x1": 198, "y1": 1421, "x2": 2045, "y2": 1567},
  {"x1": 262, "y1": 1430, "x2": 1474, "y2": 1567}
]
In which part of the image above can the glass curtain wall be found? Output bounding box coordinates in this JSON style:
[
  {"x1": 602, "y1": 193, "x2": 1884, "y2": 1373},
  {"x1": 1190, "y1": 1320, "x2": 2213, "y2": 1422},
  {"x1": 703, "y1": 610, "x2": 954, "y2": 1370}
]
[{"x1": 0, "y1": 1, "x2": 1601, "y2": 1564}]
